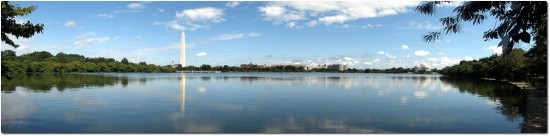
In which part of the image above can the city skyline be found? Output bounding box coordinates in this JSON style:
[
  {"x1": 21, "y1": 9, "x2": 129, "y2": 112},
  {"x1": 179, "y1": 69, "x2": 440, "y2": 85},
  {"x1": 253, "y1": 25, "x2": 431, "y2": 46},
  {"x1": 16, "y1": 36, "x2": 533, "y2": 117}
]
[{"x1": 0, "y1": 1, "x2": 534, "y2": 69}]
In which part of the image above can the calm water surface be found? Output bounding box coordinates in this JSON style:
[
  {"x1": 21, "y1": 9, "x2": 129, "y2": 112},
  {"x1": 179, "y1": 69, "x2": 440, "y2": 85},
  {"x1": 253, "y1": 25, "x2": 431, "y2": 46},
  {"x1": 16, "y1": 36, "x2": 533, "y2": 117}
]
[{"x1": 1, "y1": 73, "x2": 525, "y2": 133}]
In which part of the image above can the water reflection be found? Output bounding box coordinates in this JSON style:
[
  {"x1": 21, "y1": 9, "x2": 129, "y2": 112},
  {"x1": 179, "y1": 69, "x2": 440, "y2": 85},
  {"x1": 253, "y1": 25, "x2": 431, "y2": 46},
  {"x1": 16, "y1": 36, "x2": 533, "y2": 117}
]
[
  {"x1": 1, "y1": 73, "x2": 526, "y2": 133},
  {"x1": 439, "y1": 77, "x2": 526, "y2": 122},
  {"x1": 180, "y1": 73, "x2": 186, "y2": 112}
]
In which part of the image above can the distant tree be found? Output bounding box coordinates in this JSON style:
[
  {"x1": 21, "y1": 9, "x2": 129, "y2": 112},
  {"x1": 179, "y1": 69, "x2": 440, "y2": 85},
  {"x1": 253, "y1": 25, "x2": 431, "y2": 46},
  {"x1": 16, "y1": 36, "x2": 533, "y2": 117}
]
[
  {"x1": 19, "y1": 51, "x2": 52, "y2": 61},
  {"x1": 1, "y1": 1, "x2": 45, "y2": 48},
  {"x1": 1, "y1": 50, "x2": 16, "y2": 60},
  {"x1": 200, "y1": 64, "x2": 211, "y2": 71},
  {"x1": 416, "y1": 1, "x2": 547, "y2": 55},
  {"x1": 121, "y1": 57, "x2": 129, "y2": 64},
  {"x1": 138, "y1": 61, "x2": 147, "y2": 65}
]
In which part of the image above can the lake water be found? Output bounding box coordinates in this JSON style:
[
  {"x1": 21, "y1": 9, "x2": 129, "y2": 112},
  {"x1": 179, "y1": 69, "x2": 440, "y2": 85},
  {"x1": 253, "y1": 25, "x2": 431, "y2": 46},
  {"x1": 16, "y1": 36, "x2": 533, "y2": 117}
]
[{"x1": 1, "y1": 73, "x2": 525, "y2": 133}]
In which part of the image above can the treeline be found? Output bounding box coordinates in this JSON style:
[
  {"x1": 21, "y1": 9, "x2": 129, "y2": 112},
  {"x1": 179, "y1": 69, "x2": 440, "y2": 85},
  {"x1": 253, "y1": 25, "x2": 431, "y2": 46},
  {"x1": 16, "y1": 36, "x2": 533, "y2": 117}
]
[
  {"x1": 1, "y1": 50, "x2": 176, "y2": 74},
  {"x1": 178, "y1": 64, "x2": 352, "y2": 72},
  {"x1": 176, "y1": 64, "x2": 433, "y2": 74},
  {"x1": 365, "y1": 67, "x2": 436, "y2": 74},
  {"x1": 177, "y1": 65, "x2": 309, "y2": 72},
  {"x1": 439, "y1": 48, "x2": 546, "y2": 86}
]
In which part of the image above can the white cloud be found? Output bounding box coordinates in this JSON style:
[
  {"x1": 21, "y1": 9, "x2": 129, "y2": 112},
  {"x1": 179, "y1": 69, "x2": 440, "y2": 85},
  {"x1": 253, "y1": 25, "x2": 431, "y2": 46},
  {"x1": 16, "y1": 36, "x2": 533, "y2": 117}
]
[
  {"x1": 372, "y1": 59, "x2": 381, "y2": 62},
  {"x1": 176, "y1": 7, "x2": 224, "y2": 23},
  {"x1": 153, "y1": 20, "x2": 206, "y2": 31},
  {"x1": 426, "y1": 58, "x2": 438, "y2": 61},
  {"x1": 74, "y1": 37, "x2": 109, "y2": 48},
  {"x1": 414, "y1": 50, "x2": 430, "y2": 56},
  {"x1": 73, "y1": 32, "x2": 109, "y2": 47},
  {"x1": 402, "y1": 21, "x2": 441, "y2": 30},
  {"x1": 437, "y1": 52, "x2": 445, "y2": 55},
  {"x1": 401, "y1": 44, "x2": 410, "y2": 50},
  {"x1": 212, "y1": 32, "x2": 260, "y2": 41},
  {"x1": 486, "y1": 45, "x2": 502, "y2": 54},
  {"x1": 226, "y1": 1, "x2": 240, "y2": 8},
  {"x1": 258, "y1": 1, "x2": 419, "y2": 28},
  {"x1": 439, "y1": 57, "x2": 462, "y2": 67},
  {"x1": 155, "y1": 7, "x2": 224, "y2": 31},
  {"x1": 305, "y1": 20, "x2": 318, "y2": 27},
  {"x1": 64, "y1": 21, "x2": 77, "y2": 27},
  {"x1": 127, "y1": 3, "x2": 145, "y2": 10},
  {"x1": 97, "y1": 14, "x2": 114, "y2": 18},
  {"x1": 464, "y1": 56, "x2": 474, "y2": 61},
  {"x1": 385, "y1": 53, "x2": 397, "y2": 59},
  {"x1": 377, "y1": 51, "x2": 385, "y2": 55},
  {"x1": 75, "y1": 32, "x2": 95, "y2": 39},
  {"x1": 115, "y1": 2, "x2": 150, "y2": 13},
  {"x1": 437, "y1": 1, "x2": 463, "y2": 7},
  {"x1": 286, "y1": 21, "x2": 297, "y2": 28},
  {"x1": 247, "y1": 32, "x2": 260, "y2": 37},
  {"x1": 196, "y1": 52, "x2": 208, "y2": 57}
]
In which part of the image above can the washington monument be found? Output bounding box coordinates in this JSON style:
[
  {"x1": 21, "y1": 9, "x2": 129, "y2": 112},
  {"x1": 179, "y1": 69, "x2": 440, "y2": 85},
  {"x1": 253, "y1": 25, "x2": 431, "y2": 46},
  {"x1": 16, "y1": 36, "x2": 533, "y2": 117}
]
[{"x1": 180, "y1": 32, "x2": 186, "y2": 67}]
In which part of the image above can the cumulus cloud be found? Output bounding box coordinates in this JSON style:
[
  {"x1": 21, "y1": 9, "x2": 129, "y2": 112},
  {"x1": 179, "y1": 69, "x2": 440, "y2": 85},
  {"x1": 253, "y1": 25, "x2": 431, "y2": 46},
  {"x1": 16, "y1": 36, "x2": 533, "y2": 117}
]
[
  {"x1": 73, "y1": 32, "x2": 109, "y2": 48},
  {"x1": 437, "y1": 52, "x2": 445, "y2": 55},
  {"x1": 196, "y1": 52, "x2": 208, "y2": 57},
  {"x1": 414, "y1": 50, "x2": 430, "y2": 56},
  {"x1": 127, "y1": 2, "x2": 145, "y2": 10},
  {"x1": 116, "y1": 2, "x2": 151, "y2": 13},
  {"x1": 258, "y1": 1, "x2": 419, "y2": 28},
  {"x1": 154, "y1": 7, "x2": 224, "y2": 31},
  {"x1": 377, "y1": 51, "x2": 385, "y2": 55},
  {"x1": 401, "y1": 44, "x2": 410, "y2": 50},
  {"x1": 211, "y1": 32, "x2": 260, "y2": 41},
  {"x1": 464, "y1": 56, "x2": 474, "y2": 61},
  {"x1": 486, "y1": 45, "x2": 502, "y2": 55},
  {"x1": 226, "y1": 1, "x2": 240, "y2": 8},
  {"x1": 176, "y1": 7, "x2": 224, "y2": 22},
  {"x1": 64, "y1": 21, "x2": 77, "y2": 27}
]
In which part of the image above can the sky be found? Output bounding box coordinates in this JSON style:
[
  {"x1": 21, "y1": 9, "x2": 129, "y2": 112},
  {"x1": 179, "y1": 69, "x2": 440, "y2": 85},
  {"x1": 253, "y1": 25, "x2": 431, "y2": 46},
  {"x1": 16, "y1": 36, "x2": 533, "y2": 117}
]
[{"x1": 1, "y1": 1, "x2": 535, "y2": 69}]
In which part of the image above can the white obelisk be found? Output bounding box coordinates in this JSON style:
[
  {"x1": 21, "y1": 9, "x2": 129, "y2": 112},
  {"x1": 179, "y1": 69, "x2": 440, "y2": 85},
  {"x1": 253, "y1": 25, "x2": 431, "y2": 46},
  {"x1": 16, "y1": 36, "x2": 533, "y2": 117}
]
[{"x1": 180, "y1": 32, "x2": 186, "y2": 67}]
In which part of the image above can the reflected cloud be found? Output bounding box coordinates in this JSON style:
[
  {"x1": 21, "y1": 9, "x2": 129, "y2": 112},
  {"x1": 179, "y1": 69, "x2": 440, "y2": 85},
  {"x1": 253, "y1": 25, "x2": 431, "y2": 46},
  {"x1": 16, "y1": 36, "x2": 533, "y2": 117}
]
[
  {"x1": 414, "y1": 90, "x2": 427, "y2": 99},
  {"x1": 263, "y1": 117, "x2": 392, "y2": 133},
  {"x1": 1, "y1": 91, "x2": 36, "y2": 126},
  {"x1": 64, "y1": 113, "x2": 76, "y2": 122},
  {"x1": 401, "y1": 96, "x2": 408, "y2": 104},
  {"x1": 197, "y1": 86, "x2": 207, "y2": 93},
  {"x1": 170, "y1": 112, "x2": 222, "y2": 133}
]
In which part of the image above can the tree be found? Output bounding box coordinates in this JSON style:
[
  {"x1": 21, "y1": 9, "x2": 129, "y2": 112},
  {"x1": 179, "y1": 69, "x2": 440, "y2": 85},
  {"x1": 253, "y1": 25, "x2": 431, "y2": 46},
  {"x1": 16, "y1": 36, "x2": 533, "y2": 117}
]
[
  {"x1": 200, "y1": 64, "x2": 211, "y2": 71},
  {"x1": 1, "y1": 50, "x2": 16, "y2": 61},
  {"x1": 121, "y1": 57, "x2": 129, "y2": 64},
  {"x1": 416, "y1": 1, "x2": 547, "y2": 55},
  {"x1": 1, "y1": 1, "x2": 44, "y2": 48}
]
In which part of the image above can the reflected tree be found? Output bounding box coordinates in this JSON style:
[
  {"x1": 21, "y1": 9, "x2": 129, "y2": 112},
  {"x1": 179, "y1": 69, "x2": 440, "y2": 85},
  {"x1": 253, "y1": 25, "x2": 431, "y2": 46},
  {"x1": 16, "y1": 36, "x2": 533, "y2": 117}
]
[
  {"x1": 440, "y1": 77, "x2": 526, "y2": 122},
  {"x1": 1, "y1": 74, "x2": 127, "y2": 92}
]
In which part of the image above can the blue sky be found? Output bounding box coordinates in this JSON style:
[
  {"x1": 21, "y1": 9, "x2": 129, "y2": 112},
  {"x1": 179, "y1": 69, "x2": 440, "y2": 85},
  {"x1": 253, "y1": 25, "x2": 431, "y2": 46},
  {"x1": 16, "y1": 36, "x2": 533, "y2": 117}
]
[{"x1": 1, "y1": 1, "x2": 534, "y2": 69}]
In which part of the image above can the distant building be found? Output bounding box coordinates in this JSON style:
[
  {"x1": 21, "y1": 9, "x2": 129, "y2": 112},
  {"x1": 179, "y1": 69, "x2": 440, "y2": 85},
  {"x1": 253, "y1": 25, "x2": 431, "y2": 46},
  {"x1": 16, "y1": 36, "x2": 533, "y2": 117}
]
[
  {"x1": 240, "y1": 62, "x2": 255, "y2": 68},
  {"x1": 172, "y1": 64, "x2": 182, "y2": 68},
  {"x1": 328, "y1": 64, "x2": 347, "y2": 71},
  {"x1": 414, "y1": 64, "x2": 431, "y2": 72}
]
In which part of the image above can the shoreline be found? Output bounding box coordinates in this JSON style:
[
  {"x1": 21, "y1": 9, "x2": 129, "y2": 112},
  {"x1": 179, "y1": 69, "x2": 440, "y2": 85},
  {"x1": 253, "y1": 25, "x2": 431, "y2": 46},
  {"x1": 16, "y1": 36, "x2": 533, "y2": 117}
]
[{"x1": 482, "y1": 78, "x2": 547, "y2": 133}]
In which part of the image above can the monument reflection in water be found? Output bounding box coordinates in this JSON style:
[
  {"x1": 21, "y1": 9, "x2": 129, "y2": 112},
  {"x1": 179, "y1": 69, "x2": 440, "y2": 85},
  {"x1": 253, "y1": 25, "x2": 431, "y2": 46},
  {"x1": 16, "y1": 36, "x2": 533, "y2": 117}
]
[{"x1": 1, "y1": 73, "x2": 525, "y2": 133}]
